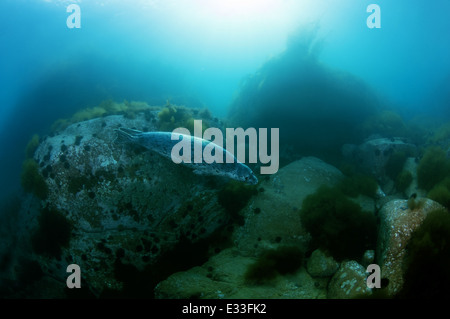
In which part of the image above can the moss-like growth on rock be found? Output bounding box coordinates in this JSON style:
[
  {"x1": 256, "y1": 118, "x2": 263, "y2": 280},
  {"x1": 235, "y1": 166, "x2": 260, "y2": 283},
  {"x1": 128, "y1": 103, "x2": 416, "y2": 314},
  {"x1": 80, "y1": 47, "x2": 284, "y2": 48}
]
[
  {"x1": 68, "y1": 175, "x2": 92, "y2": 194},
  {"x1": 104, "y1": 233, "x2": 215, "y2": 298},
  {"x1": 157, "y1": 104, "x2": 208, "y2": 133},
  {"x1": 51, "y1": 100, "x2": 156, "y2": 132},
  {"x1": 399, "y1": 208, "x2": 450, "y2": 298},
  {"x1": 385, "y1": 151, "x2": 408, "y2": 180},
  {"x1": 20, "y1": 159, "x2": 49, "y2": 200},
  {"x1": 362, "y1": 110, "x2": 408, "y2": 138},
  {"x1": 72, "y1": 106, "x2": 107, "y2": 123},
  {"x1": 299, "y1": 185, "x2": 377, "y2": 261},
  {"x1": 395, "y1": 170, "x2": 413, "y2": 193},
  {"x1": 74, "y1": 135, "x2": 83, "y2": 146},
  {"x1": 338, "y1": 174, "x2": 378, "y2": 198},
  {"x1": 199, "y1": 108, "x2": 213, "y2": 120},
  {"x1": 244, "y1": 246, "x2": 303, "y2": 285},
  {"x1": 428, "y1": 122, "x2": 450, "y2": 144},
  {"x1": 417, "y1": 146, "x2": 450, "y2": 191},
  {"x1": 25, "y1": 134, "x2": 40, "y2": 159},
  {"x1": 157, "y1": 105, "x2": 177, "y2": 122},
  {"x1": 407, "y1": 195, "x2": 425, "y2": 211},
  {"x1": 217, "y1": 180, "x2": 257, "y2": 222},
  {"x1": 428, "y1": 177, "x2": 450, "y2": 210},
  {"x1": 31, "y1": 206, "x2": 73, "y2": 258}
]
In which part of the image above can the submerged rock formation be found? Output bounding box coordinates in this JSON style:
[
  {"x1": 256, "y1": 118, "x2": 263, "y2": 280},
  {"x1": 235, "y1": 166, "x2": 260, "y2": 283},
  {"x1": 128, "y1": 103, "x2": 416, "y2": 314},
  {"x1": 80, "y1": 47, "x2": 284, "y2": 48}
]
[
  {"x1": 232, "y1": 157, "x2": 345, "y2": 256},
  {"x1": 14, "y1": 107, "x2": 229, "y2": 296},
  {"x1": 327, "y1": 260, "x2": 371, "y2": 299},
  {"x1": 342, "y1": 137, "x2": 417, "y2": 182},
  {"x1": 376, "y1": 198, "x2": 445, "y2": 296},
  {"x1": 7, "y1": 99, "x2": 444, "y2": 299},
  {"x1": 155, "y1": 157, "x2": 348, "y2": 299},
  {"x1": 306, "y1": 249, "x2": 339, "y2": 278},
  {"x1": 154, "y1": 247, "x2": 328, "y2": 299}
]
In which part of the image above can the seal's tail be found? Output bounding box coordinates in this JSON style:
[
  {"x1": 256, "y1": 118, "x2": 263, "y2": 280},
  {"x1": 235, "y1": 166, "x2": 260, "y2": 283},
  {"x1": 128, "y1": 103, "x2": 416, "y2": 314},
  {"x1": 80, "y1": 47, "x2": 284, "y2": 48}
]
[{"x1": 114, "y1": 127, "x2": 143, "y2": 143}]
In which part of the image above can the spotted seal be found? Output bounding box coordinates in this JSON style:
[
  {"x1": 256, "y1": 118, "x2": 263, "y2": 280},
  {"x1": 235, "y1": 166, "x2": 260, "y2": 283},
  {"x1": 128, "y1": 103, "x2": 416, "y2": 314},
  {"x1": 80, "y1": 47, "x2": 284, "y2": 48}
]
[{"x1": 115, "y1": 127, "x2": 258, "y2": 185}]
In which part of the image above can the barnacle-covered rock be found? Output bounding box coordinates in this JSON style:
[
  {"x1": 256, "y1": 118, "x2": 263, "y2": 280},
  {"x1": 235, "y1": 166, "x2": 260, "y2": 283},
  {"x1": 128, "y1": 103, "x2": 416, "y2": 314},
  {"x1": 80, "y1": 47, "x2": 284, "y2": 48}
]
[
  {"x1": 154, "y1": 247, "x2": 327, "y2": 299},
  {"x1": 155, "y1": 157, "x2": 346, "y2": 299},
  {"x1": 327, "y1": 260, "x2": 371, "y2": 298},
  {"x1": 376, "y1": 198, "x2": 445, "y2": 296},
  {"x1": 342, "y1": 137, "x2": 417, "y2": 185},
  {"x1": 232, "y1": 156, "x2": 345, "y2": 256},
  {"x1": 28, "y1": 107, "x2": 228, "y2": 296},
  {"x1": 306, "y1": 249, "x2": 339, "y2": 278}
]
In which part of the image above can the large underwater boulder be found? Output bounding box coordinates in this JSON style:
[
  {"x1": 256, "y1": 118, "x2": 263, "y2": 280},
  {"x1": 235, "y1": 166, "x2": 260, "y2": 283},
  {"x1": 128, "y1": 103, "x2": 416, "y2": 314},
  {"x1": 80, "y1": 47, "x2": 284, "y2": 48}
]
[
  {"x1": 232, "y1": 156, "x2": 345, "y2": 256},
  {"x1": 327, "y1": 260, "x2": 371, "y2": 299},
  {"x1": 376, "y1": 198, "x2": 445, "y2": 297},
  {"x1": 342, "y1": 137, "x2": 417, "y2": 179},
  {"x1": 401, "y1": 157, "x2": 426, "y2": 197},
  {"x1": 342, "y1": 137, "x2": 417, "y2": 195},
  {"x1": 0, "y1": 195, "x2": 52, "y2": 298},
  {"x1": 26, "y1": 109, "x2": 229, "y2": 296},
  {"x1": 155, "y1": 157, "x2": 346, "y2": 299},
  {"x1": 154, "y1": 247, "x2": 327, "y2": 299},
  {"x1": 306, "y1": 249, "x2": 339, "y2": 278}
]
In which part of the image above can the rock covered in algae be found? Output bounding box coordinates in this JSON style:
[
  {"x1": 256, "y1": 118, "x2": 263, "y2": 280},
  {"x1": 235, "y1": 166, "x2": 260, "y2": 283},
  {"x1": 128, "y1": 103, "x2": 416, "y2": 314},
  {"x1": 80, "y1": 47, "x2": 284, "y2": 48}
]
[
  {"x1": 155, "y1": 157, "x2": 347, "y2": 299},
  {"x1": 306, "y1": 249, "x2": 339, "y2": 278},
  {"x1": 327, "y1": 260, "x2": 371, "y2": 298},
  {"x1": 342, "y1": 137, "x2": 417, "y2": 181},
  {"x1": 29, "y1": 110, "x2": 227, "y2": 295},
  {"x1": 232, "y1": 156, "x2": 345, "y2": 256},
  {"x1": 154, "y1": 247, "x2": 327, "y2": 299},
  {"x1": 376, "y1": 198, "x2": 445, "y2": 296}
]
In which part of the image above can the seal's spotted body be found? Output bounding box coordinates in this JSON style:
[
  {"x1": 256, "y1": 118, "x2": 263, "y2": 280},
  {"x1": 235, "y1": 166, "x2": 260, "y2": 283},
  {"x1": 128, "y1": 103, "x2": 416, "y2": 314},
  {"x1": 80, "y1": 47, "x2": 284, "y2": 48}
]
[{"x1": 116, "y1": 127, "x2": 258, "y2": 185}]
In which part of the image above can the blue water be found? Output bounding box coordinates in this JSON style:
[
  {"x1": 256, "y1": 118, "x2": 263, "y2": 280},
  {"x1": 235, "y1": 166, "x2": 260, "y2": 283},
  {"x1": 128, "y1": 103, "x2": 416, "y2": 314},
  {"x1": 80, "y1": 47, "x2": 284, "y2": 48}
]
[
  {"x1": 1, "y1": 1, "x2": 449, "y2": 197},
  {"x1": 1, "y1": 0, "x2": 450, "y2": 300}
]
